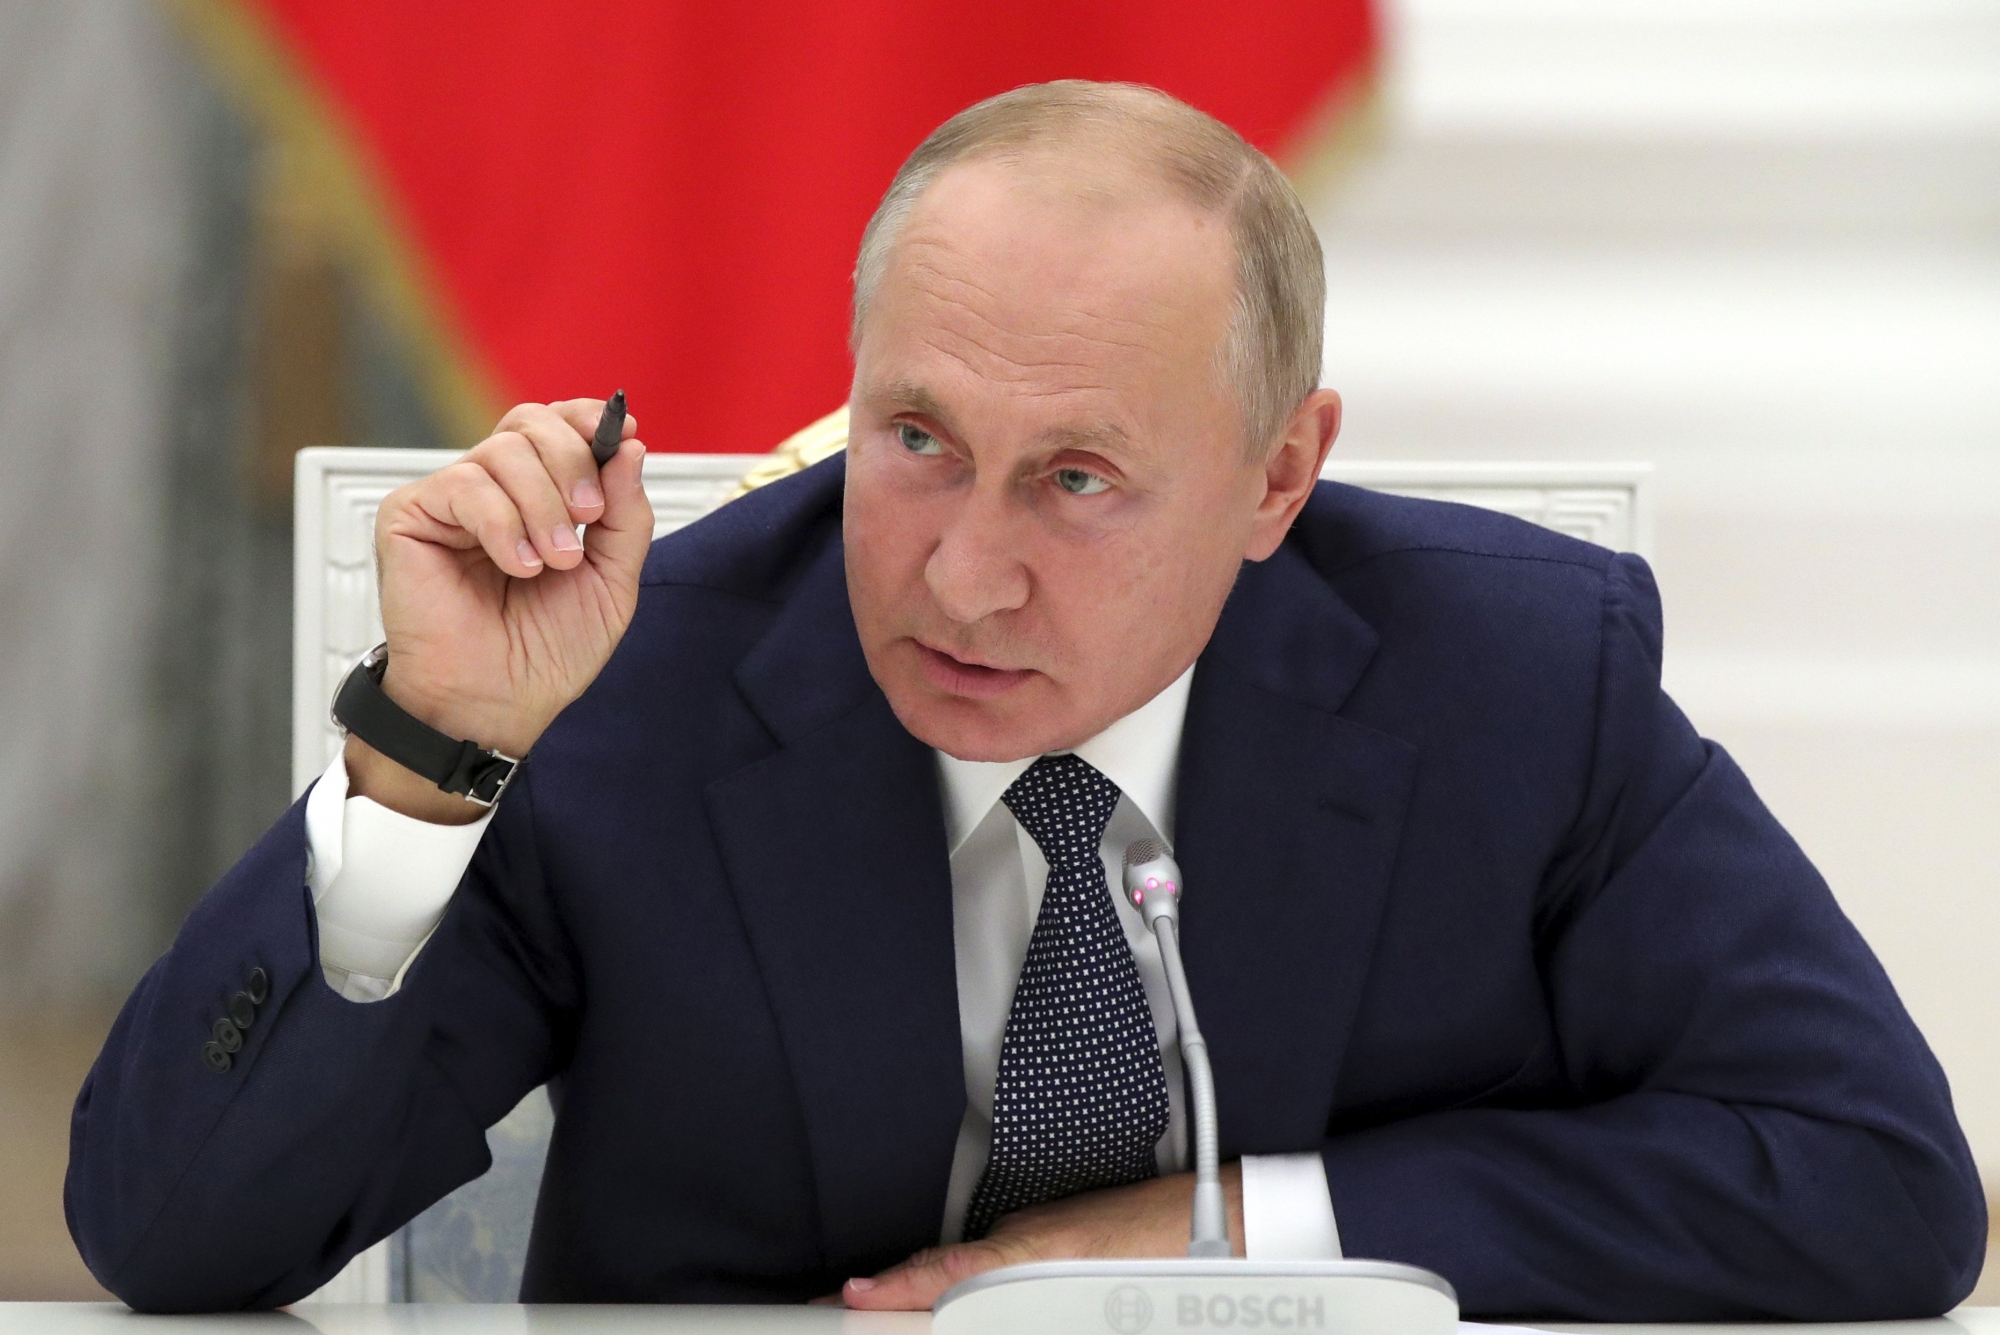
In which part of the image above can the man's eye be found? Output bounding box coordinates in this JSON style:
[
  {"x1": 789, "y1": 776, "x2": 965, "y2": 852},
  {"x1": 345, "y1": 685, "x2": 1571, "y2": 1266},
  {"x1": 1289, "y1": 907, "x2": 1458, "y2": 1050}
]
[
  {"x1": 1054, "y1": 468, "x2": 1110, "y2": 496},
  {"x1": 897, "y1": 424, "x2": 943, "y2": 456}
]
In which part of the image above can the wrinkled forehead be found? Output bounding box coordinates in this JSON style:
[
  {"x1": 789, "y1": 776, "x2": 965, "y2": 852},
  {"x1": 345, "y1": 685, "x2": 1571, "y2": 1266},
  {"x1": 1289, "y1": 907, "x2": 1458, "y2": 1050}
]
[
  {"x1": 902, "y1": 145, "x2": 1232, "y2": 276},
  {"x1": 859, "y1": 156, "x2": 1238, "y2": 398}
]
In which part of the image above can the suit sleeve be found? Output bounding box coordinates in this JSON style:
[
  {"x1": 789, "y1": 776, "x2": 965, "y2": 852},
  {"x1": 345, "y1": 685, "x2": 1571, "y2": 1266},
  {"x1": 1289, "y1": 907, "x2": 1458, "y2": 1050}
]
[
  {"x1": 64, "y1": 767, "x2": 576, "y2": 1312},
  {"x1": 1321, "y1": 552, "x2": 1986, "y2": 1322}
]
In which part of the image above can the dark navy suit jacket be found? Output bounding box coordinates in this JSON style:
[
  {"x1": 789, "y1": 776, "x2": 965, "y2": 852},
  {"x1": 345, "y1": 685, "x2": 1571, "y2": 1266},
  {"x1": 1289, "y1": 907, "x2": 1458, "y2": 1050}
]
[{"x1": 68, "y1": 457, "x2": 1984, "y2": 1318}]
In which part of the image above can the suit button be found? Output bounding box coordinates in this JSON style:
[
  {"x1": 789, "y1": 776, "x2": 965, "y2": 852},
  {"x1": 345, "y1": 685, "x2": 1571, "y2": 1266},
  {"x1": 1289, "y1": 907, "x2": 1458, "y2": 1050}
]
[
  {"x1": 245, "y1": 967, "x2": 269, "y2": 1005},
  {"x1": 202, "y1": 1041, "x2": 233, "y2": 1073},
  {"x1": 228, "y1": 993, "x2": 256, "y2": 1029},
  {"x1": 212, "y1": 1018, "x2": 243, "y2": 1053}
]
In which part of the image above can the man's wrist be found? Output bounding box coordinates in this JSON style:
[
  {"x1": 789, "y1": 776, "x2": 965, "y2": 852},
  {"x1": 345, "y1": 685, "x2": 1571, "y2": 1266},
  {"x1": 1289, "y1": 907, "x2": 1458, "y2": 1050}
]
[
  {"x1": 375, "y1": 658, "x2": 545, "y2": 762},
  {"x1": 1239, "y1": 1153, "x2": 1338, "y2": 1260},
  {"x1": 342, "y1": 733, "x2": 491, "y2": 826},
  {"x1": 332, "y1": 648, "x2": 544, "y2": 819}
]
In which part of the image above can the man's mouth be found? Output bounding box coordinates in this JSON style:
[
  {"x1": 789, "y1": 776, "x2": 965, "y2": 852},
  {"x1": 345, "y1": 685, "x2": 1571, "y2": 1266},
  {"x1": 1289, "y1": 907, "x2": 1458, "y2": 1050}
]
[{"x1": 914, "y1": 642, "x2": 1036, "y2": 700}]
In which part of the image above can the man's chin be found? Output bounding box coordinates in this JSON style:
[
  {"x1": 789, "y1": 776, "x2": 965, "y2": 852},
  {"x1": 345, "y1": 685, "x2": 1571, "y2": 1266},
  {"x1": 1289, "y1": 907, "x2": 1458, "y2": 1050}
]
[
  {"x1": 902, "y1": 706, "x2": 1051, "y2": 764},
  {"x1": 880, "y1": 678, "x2": 1079, "y2": 763}
]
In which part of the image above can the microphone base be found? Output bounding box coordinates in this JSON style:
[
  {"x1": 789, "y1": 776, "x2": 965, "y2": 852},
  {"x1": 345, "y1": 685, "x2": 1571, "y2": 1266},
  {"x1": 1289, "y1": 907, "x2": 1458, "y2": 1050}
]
[{"x1": 931, "y1": 1257, "x2": 1458, "y2": 1335}]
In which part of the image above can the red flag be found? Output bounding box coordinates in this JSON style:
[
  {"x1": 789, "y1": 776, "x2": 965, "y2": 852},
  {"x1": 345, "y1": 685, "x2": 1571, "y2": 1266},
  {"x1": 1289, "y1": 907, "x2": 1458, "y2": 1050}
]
[{"x1": 233, "y1": 0, "x2": 1375, "y2": 452}]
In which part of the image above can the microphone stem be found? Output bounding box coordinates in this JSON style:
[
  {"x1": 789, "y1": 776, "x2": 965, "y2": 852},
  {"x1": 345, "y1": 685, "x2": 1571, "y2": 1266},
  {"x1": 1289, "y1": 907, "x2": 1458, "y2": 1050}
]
[{"x1": 1152, "y1": 915, "x2": 1231, "y2": 1258}]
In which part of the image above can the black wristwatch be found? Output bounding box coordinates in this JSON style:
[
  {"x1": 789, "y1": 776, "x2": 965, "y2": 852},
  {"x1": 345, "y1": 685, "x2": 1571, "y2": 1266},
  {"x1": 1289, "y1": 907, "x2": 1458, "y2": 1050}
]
[{"x1": 331, "y1": 644, "x2": 519, "y2": 807}]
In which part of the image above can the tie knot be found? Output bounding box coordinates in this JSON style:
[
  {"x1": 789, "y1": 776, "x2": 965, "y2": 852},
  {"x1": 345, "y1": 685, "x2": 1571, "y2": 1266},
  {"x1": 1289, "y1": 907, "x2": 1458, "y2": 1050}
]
[{"x1": 1001, "y1": 754, "x2": 1123, "y2": 868}]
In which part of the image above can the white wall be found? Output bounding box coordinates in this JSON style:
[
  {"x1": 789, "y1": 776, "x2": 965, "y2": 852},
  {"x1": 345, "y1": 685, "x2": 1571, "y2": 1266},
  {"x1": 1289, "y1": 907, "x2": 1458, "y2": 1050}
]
[{"x1": 1302, "y1": 0, "x2": 2000, "y2": 1177}]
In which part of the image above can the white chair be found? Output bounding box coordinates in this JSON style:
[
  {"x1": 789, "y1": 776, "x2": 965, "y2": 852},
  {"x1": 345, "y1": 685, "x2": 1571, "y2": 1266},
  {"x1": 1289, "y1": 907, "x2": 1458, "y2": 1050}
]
[{"x1": 292, "y1": 410, "x2": 1651, "y2": 1301}]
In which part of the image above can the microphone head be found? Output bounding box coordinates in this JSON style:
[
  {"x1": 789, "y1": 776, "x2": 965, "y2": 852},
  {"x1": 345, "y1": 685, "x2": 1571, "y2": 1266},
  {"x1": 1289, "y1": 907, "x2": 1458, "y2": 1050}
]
[{"x1": 1121, "y1": 838, "x2": 1183, "y2": 925}]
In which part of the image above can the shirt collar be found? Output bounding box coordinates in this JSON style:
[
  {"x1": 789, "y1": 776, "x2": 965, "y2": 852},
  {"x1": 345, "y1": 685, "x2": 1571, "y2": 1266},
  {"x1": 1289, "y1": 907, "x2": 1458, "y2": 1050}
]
[{"x1": 935, "y1": 664, "x2": 1195, "y2": 855}]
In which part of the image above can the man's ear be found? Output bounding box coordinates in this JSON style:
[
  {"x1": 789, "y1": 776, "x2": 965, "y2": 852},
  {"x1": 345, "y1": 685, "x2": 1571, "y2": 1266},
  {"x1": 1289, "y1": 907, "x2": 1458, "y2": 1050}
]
[{"x1": 1243, "y1": 389, "x2": 1341, "y2": 562}]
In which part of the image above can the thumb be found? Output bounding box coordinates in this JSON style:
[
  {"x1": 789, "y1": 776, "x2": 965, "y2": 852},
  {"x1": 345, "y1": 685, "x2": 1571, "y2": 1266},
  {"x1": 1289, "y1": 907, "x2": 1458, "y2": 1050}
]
[
  {"x1": 840, "y1": 1243, "x2": 1006, "y2": 1311},
  {"x1": 583, "y1": 436, "x2": 654, "y2": 580}
]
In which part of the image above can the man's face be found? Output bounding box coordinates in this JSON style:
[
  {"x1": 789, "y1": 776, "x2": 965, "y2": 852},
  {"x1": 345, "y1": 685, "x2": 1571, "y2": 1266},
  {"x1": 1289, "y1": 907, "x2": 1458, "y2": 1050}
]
[{"x1": 844, "y1": 157, "x2": 1275, "y2": 762}]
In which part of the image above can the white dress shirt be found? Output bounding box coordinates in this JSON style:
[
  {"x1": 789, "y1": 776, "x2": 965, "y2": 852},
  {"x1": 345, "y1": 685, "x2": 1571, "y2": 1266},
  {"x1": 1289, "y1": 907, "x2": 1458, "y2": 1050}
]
[{"x1": 303, "y1": 666, "x2": 1340, "y2": 1259}]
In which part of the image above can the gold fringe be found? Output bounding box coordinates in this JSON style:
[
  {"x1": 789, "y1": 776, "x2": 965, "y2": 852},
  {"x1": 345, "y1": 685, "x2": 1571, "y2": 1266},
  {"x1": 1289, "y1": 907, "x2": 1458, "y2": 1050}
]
[
  {"x1": 166, "y1": 0, "x2": 503, "y2": 448},
  {"x1": 722, "y1": 406, "x2": 852, "y2": 500}
]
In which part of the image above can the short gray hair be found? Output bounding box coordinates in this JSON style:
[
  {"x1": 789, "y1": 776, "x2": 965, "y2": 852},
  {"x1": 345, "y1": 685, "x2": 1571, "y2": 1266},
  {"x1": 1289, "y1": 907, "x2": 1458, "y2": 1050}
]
[{"x1": 852, "y1": 81, "x2": 1325, "y2": 457}]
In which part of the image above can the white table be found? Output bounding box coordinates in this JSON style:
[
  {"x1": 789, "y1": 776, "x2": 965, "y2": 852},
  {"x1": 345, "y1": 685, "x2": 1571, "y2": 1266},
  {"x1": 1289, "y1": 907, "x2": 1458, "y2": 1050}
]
[{"x1": 3, "y1": 1306, "x2": 1996, "y2": 1335}]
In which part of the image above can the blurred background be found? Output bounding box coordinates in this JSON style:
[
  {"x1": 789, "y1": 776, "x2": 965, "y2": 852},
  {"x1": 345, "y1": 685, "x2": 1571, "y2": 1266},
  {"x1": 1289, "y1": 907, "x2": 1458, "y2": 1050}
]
[{"x1": 0, "y1": 0, "x2": 1993, "y2": 1304}]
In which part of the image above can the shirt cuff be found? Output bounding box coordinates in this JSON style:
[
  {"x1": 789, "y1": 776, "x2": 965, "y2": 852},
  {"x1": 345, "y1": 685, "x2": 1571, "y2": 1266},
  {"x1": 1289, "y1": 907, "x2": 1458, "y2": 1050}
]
[
  {"x1": 303, "y1": 750, "x2": 493, "y2": 1001},
  {"x1": 1241, "y1": 1152, "x2": 1341, "y2": 1260}
]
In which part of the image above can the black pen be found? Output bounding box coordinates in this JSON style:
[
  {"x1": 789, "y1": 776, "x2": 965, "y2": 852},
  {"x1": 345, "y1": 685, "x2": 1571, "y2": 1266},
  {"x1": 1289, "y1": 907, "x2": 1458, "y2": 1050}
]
[{"x1": 591, "y1": 389, "x2": 628, "y2": 467}]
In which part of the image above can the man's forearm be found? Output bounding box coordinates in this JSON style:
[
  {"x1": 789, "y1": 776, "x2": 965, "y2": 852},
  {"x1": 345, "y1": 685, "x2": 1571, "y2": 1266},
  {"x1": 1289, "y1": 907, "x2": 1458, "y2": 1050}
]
[
  {"x1": 70, "y1": 785, "x2": 557, "y2": 1311},
  {"x1": 67, "y1": 800, "x2": 422, "y2": 1308},
  {"x1": 1319, "y1": 1093, "x2": 1983, "y2": 1322}
]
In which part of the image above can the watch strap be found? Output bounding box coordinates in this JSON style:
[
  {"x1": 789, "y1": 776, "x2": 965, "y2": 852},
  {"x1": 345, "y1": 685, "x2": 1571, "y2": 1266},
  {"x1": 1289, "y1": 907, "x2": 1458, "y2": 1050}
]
[{"x1": 332, "y1": 645, "x2": 518, "y2": 807}]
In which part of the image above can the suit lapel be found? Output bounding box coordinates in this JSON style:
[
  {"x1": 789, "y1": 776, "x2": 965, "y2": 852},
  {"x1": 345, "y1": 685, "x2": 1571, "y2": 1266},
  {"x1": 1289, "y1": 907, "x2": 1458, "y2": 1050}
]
[
  {"x1": 704, "y1": 538, "x2": 963, "y2": 1270},
  {"x1": 1175, "y1": 544, "x2": 1419, "y2": 1155}
]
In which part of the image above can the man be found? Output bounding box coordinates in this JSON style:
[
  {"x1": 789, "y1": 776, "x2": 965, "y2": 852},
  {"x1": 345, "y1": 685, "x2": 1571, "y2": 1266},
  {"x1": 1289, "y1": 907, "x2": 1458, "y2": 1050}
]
[{"x1": 68, "y1": 82, "x2": 1983, "y2": 1319}]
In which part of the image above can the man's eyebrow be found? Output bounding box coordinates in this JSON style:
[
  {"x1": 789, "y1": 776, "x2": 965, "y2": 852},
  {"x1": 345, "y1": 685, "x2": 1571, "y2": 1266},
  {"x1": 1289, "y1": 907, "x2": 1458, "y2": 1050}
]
[
  {"x1": 1041, "y1": 421, "x2": 1132, "y2": 454},
  {"x1": 872, "y1": 381, "x2": 952, "y2": 424}
]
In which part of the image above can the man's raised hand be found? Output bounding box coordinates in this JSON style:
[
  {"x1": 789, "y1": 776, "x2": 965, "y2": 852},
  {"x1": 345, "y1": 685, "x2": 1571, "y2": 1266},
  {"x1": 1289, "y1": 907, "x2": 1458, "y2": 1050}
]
[{"x1": 345, "y1": 398, "x2": 653, "y2": 823}]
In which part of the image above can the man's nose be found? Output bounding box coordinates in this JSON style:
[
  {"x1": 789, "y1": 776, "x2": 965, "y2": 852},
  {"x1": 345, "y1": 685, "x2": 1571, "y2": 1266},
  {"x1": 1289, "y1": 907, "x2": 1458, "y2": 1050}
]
[{"x1": 924, "y1": 484, "x2": 1031, "y2": 625}]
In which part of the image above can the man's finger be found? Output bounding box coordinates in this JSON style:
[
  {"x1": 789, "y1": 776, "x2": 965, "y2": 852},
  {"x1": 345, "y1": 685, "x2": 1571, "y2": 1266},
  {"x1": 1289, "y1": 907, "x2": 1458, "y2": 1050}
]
[
  {"x1": 839, "y1": 1242, "x2": 1008, "y2": 1311},
  {"x1": 582, "y1": 436, "x2": 655, "y2": 583},
  {"x1": 494, "y1": 403, "x2": 605, "y2": 526},
  {"x1": 475, "y1": 432, "x2": 590, "y2": 571},
  {"x1": 403, "y1": 461, "x2": 546, "y2": 579}
]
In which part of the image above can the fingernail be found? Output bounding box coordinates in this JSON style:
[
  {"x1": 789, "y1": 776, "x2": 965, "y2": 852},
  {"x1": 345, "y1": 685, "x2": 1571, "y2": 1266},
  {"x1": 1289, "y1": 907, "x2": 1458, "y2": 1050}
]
[
  {"x1": 550, "y1": 524, "x2": 582, "y2": 553},
  {"x1": 846, "y1": 1277, "x2": 876, "y2": 1293},
  {"x1": 515, "y1": 540, "x2": 543, "y2": 568},
  {"x1": 572, "y1": 478, "x2": 603, "y2": 509}
]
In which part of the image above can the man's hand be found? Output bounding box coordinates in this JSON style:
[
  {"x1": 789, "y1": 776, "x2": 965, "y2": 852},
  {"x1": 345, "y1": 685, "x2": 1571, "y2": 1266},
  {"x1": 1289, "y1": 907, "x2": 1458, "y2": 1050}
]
[
  {"x1": 836, "y1": 1164, "x2": 1244, "y2": 1311},
  {"x1": 344, "y1": 399, "x2": 653, "y2": 824}
]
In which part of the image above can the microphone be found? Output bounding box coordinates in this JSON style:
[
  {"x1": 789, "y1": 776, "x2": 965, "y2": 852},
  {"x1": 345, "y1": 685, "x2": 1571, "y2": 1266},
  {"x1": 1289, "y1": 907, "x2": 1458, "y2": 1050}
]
[
  {"x1": 930, "y1": 838, "x2": 1460, "y2": 1335},
  {"x1": 1120, "y1": 837, "x2": 1229, "y2": 1257}
]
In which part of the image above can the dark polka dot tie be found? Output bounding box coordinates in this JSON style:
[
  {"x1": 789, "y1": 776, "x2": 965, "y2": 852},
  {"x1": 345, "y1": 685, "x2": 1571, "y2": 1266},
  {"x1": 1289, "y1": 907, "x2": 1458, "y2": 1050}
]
[{"x1": 962, "y1": 753, "x2": 1171, "y2": 1240}]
